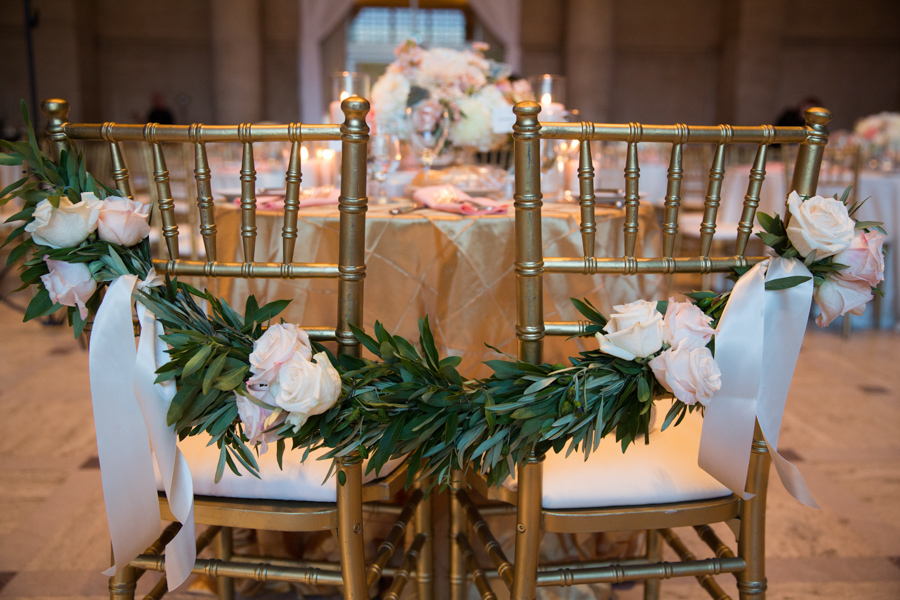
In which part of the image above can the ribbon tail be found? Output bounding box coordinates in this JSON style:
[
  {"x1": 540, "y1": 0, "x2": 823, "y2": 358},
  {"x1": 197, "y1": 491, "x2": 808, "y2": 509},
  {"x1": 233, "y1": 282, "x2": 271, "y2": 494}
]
[
  {"x1": 135, "y1": 305, "x2": 197, "y2": 589},
  {"x1": 90, "y1": 276, "x2": 162, "y2": 577},
  {"x1": 758, "y1": 257, "x2": 819, "y2": 508},
  {"x1": 699, "y1": 260, "x2": 768, "y2": 499}
]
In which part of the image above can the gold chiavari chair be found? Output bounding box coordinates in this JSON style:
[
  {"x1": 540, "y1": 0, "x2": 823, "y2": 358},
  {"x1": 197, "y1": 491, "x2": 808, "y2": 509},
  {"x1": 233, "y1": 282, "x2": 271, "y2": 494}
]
[
  {"x1": 450, "y1": 102, "x2": 830, "y2": 600},
  {"x1": 41, "y1": 97, "x2": 433, "y2": 600}
]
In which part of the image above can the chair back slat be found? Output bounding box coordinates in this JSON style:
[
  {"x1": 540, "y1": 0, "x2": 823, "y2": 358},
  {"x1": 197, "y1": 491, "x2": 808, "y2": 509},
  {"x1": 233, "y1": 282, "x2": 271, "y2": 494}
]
[
  {"x1": 42, "y1": 97, "x2": 370, "y2": 357},
  {"x1": 239, "y1": 129, "x2": 258, "y2": 264},
  {"x1": 512, "y1": 101, "x2": 831, "y2": 353},
  {"x1": 623, "y1": 139, "x2": 641, "y2": 257},
  {"x1": 698, "y1": 140, "x2": 728, "y2": 256},
  {"x1": 577, "y1": 136, "x2": 596, "y2": 258},
  {"x1": 282, "y1": 137, "x2": 303, "y2": 264},
  {"x1": 662, "y1": 133, "x2": 686, "y2": 258},
  {"x1": 101, "y1": 123, "x2": 133, "y2": 200},
  {"x1": 148, "y1": 133, "x2": 180, "y2": 260},
  {"x1": 188, "y1": 130, "x2": 218, "y2": 262},
  {"x1": 735, "y1": 143, "x2": 770, "y2": 256}
]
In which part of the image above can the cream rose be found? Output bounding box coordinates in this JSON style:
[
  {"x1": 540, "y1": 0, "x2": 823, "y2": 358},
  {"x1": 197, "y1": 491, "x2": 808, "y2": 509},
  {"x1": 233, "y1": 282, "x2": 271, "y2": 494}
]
[
  {"x1": 649, "y1": 344, "x2": 721, "y2": 406},
  {"x1": 785, "y1": 191, "x2": 854, "y2": 259},
  {"x1": 662, "y1": 300, "x2": 717, "y2": 351},
  {"x1": 97, "y1": 197, "x2": 151, "y2": 247},
  {"x1": 814, "y1": 276, "x2": 872, "y2": 327},
  {"x1": 595, "y1": 299, "x2": 665, "y2": 361},
  {"x1": 25, "y1": 193, "x2": 101, "y2": 248},
  {"x1": 833, "y1": 230, "x2": 885, "y2": 287},
  {"x1": 273, "y1": 352, "x2": 342, "y2": 431},
  {"x1": 248, "y1": 323, "x2": 312, "y2": 385},
  {"x1": 40, "y1": 257, "x2": 97, "y2": 319}
]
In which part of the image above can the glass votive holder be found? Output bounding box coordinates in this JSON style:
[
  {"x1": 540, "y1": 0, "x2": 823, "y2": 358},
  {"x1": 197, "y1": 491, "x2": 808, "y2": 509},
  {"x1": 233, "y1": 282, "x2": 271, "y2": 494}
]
[{"x1": 528, "y1": 74, "x2": 567, "y2": 120}]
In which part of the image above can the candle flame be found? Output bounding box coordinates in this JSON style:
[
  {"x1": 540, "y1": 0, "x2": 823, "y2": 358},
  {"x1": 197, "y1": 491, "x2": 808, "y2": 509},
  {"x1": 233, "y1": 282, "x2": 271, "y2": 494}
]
[
  {"x1": 300, "y1": 146, "x2": 309, "y2": 160},
  {"x1": 541, "y1": 93, "x2": 552, "y2": 105},
  {"x1": 321, "y1": 149, "x2": 335, "y2": 160},
  {"x1": 340, "y1": 91, "x2": 350, "y2": 101}
]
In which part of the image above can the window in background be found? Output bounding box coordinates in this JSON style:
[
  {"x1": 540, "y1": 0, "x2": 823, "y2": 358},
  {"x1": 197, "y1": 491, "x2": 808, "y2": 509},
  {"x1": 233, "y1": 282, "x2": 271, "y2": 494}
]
[{"x1": 347, "y1": 7, "x2": 468, "y2": 82}]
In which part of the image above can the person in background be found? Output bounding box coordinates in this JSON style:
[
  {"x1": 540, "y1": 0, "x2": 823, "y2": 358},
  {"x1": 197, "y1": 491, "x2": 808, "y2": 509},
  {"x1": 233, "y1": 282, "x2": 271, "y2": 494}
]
[
  {"x1": 146, "y1": 92, "x2": 175, "y2": 124},
  {"x1": 776, "y1": 96, "x2": 823, "y2": 127}
]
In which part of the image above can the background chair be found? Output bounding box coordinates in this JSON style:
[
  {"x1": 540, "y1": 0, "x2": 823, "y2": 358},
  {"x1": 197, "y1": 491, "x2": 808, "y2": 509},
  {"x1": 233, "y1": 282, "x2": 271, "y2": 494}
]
[
  {"x1": 450, "y1": 102, "x2": 830, "y2": 600},
  {"x1": 42, "y1": 97, "x2": 433, "y2": 600}
]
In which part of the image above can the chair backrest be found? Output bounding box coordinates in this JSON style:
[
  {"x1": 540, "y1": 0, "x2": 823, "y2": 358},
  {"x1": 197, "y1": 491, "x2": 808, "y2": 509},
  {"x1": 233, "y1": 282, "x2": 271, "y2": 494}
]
[
  {"x1": 511, "y1": 101, "x2": 830, "y2": 365},
  {"x1": 41, "y1": 97, "x2": 371, "y2": 358}
]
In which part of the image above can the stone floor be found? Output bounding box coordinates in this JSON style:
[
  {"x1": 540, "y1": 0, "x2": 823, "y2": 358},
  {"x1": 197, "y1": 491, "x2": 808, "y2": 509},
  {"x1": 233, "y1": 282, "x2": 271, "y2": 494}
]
[{"x1": 0, "y1": 299, "x2": 898, "y2": 599}]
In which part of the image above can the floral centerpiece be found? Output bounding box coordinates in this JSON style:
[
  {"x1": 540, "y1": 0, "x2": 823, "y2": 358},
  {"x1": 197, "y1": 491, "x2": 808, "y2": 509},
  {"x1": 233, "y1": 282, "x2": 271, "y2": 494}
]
[
  {"x1": 370, "y1": 40, "x2": 532, "y2": 152},
  {"x1": 854, "y1": 111, "x2": 900, "y2": 152}
]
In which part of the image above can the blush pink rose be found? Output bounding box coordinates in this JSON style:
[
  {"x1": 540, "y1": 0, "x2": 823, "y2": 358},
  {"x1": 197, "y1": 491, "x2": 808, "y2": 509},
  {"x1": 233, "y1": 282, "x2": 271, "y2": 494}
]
[
  {"x1": 248, "y1": 324, "x2": 312, "y2": 386},
  {"x1": 662, "y1": 300, "x2": 717, "y2": 351},
  {"x1": 814, "y1": 276, "x2": 872, "y2": 327},
  {"x1": 40, "y1": 257, "x2": 97, "y2": 319},
  {"x1": 833, "y1": 230, "x2": 885, "y2": 287},
  {"x1": 97, "y1": 197, "x2": 151, "y2": 247},
  {"x1": 235, "y1": 384, "x2": 281, "y2": 453},
  {"x1": 649, "y1": 344, "x2": 721, "y2": 406}
]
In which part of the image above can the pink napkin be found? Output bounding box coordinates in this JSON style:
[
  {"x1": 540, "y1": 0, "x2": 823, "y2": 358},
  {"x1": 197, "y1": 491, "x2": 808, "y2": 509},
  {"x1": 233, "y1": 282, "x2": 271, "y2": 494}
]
[
  {"x1": 233, "y1": 187, "x2": 340, "y2": 211},
  {"x1": 412, "y1": 184, "x2": 507, "y2": 215}
]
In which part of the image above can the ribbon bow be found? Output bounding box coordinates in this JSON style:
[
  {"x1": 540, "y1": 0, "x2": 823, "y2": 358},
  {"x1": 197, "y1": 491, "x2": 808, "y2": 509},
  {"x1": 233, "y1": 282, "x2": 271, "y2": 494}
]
[
  {"x1": 699, "y1": 257, "x2": 819, "y2": 508},
  {"x1": 88, "y1": 275, "x2": 196, "y2": 589}
]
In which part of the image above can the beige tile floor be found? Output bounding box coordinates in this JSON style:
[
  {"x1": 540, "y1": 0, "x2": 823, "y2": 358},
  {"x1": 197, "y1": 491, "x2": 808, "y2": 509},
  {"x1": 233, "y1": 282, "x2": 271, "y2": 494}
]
[{"x1": 0, "y1": 300, "x2": 898, "y2": 599}]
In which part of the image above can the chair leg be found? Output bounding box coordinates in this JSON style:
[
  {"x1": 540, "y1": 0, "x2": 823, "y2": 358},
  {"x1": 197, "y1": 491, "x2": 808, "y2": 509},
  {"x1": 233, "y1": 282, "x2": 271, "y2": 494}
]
[
  {"x1": 216, "y1": 527, "x2": 235, "y2": 600},
  {"x1": 337, "y1": 453, "x2": 369, "y2": 600},
  {"x1": 108, "y1": 546, "x2": 136, "y2": 600},
  {"x1": 643, "y1": 529, "x2": 662, "y2": 600},
  {"x1": 450, "y1": 471, "x2": 467, "y2": 600},
  {"x1": 415, "y1": 477, "x2": 435, "y2": 600},
  {"x1": 511, "y1": 454, "x2": 543, "y2": 600},
  {"x1": 737, "y1": 428, "x2": 772, "y2": 599}
]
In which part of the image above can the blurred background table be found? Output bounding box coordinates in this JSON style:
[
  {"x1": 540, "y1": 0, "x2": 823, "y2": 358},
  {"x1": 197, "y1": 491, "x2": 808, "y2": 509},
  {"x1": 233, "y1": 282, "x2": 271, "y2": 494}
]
[{"x1": 213, "y1": 201, "x2": 664, "y2": 377}]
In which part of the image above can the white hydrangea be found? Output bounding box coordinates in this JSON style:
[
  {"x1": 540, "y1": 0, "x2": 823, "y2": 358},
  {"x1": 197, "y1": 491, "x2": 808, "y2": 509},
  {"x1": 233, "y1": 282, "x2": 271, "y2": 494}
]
[
  {"x1": 371, "y1": 70, "x2": 411, "y2": 132},
  {"x1": 449, "y1": 86, "x2": 510, "y2": 150}
]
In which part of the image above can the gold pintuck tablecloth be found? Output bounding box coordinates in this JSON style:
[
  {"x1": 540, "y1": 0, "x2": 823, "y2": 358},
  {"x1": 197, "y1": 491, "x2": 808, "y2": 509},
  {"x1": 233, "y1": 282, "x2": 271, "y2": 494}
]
[{"x1": 214, "y1": 202, "x2": 663, "y2": 377}]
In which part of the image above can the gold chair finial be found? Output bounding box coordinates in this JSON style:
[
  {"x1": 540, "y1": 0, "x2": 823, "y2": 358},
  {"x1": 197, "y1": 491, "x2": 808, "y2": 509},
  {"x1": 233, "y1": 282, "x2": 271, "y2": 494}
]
[
  {"x1": 341, "y1": 95, "x2": 370, "y2": 124},
  {"x1": 513, "y1": 100, "x2": 540, "y2": 117},
  {"x1": 803, "y1": 107, "x2": 832, "y2": 127},
  {"x1": 41, "y1": 98, "x2": 69, "y2": 122}
]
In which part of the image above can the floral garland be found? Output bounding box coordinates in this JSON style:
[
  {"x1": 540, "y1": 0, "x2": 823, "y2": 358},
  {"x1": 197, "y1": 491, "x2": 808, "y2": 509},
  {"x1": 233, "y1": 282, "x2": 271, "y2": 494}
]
[{"x1": 1, "y1": 105, "x2": 886, "y2": 492}]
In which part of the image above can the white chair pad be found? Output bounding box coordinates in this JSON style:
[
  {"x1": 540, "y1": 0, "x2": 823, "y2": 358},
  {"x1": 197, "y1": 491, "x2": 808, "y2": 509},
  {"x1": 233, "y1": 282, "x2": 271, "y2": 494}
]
[
  {"x1": 156, "y1": 435, "x2": 403, "y2": 503},
  {"x1": 502, "y1": 409, "x2": 730, "y2": 509}
]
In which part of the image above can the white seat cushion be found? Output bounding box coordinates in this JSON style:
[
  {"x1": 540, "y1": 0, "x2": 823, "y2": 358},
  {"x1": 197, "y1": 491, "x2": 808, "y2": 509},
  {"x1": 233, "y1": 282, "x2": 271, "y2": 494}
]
[
  {"x1": 502, "y1": 409, "x2": 730, "y2": 509},
  {"x1": 156, "y1": 435, "x2": 404, "y2": 503}
]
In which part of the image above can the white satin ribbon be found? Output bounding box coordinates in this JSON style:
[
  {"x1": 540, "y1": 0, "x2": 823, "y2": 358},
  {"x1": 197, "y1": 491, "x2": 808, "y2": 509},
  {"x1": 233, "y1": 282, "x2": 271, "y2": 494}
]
[
  {"x1": 89, "y1": 275, "x2": 196, "y2": 589},
  {"x1": 699, "y1": 257, "x2": 820, "y2": 508}
]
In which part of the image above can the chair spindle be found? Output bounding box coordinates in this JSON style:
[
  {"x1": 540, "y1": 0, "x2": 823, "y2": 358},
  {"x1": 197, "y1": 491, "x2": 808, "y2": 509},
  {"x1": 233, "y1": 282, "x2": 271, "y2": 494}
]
[
  {"x1": 283, "y1": 134, "x2": 303, "y2": 264},
  {"x1": 623, "y1": 139, "x2": 641, "y2": 257},
  {"x1": 189, "y1": 128, "x2": 217, "y2": 262},
  {"x1": 735, "y1": 143, "x2": 769, "y2": 256},
  {"x1": 662, "y1": 136, "x2": 686, "y2": 258},
  {"x1": 148, "y1": 130, "x2": 180, "y2": 260},
  {"x1": 102, "y1": 124, "x2": 133, "y2": 199},
  {"x1": 239, "y1": 127, "x2": 257, "y2": 264},
  {"x1": 577, "y1": 134, "x2": 596, "y2": 258},
  {"x1": 698, "y1": 141, "x2": 727, "y2": 256}
]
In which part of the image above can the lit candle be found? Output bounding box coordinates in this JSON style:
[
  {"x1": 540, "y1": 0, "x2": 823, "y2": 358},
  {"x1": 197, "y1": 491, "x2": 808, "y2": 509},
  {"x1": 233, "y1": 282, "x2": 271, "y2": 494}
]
[{"x1": 329, "y1": 91, "x2": 350, "y2": 124}]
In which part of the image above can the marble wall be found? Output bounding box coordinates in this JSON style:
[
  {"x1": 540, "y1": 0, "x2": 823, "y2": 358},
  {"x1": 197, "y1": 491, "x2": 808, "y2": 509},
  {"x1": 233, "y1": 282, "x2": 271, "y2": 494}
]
[{"x1": 0, "y1": 0, "x2": 898, "y2": 131}]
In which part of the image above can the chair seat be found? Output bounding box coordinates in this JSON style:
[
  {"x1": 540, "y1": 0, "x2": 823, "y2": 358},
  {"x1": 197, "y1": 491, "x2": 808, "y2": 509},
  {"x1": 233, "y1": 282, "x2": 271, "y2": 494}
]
[
  {"x1": 502, "y1": 409, "x2": 730, "y2": 509},
  {"x1": 156, "y1": 435, "x2": 404, "y2": 503}
]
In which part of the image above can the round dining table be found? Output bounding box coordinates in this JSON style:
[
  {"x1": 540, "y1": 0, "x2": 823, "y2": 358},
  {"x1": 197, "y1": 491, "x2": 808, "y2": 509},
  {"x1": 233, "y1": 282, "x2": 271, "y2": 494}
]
[{"x1": 212, "y1": 201, "x2": 664, "y2": 377}]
